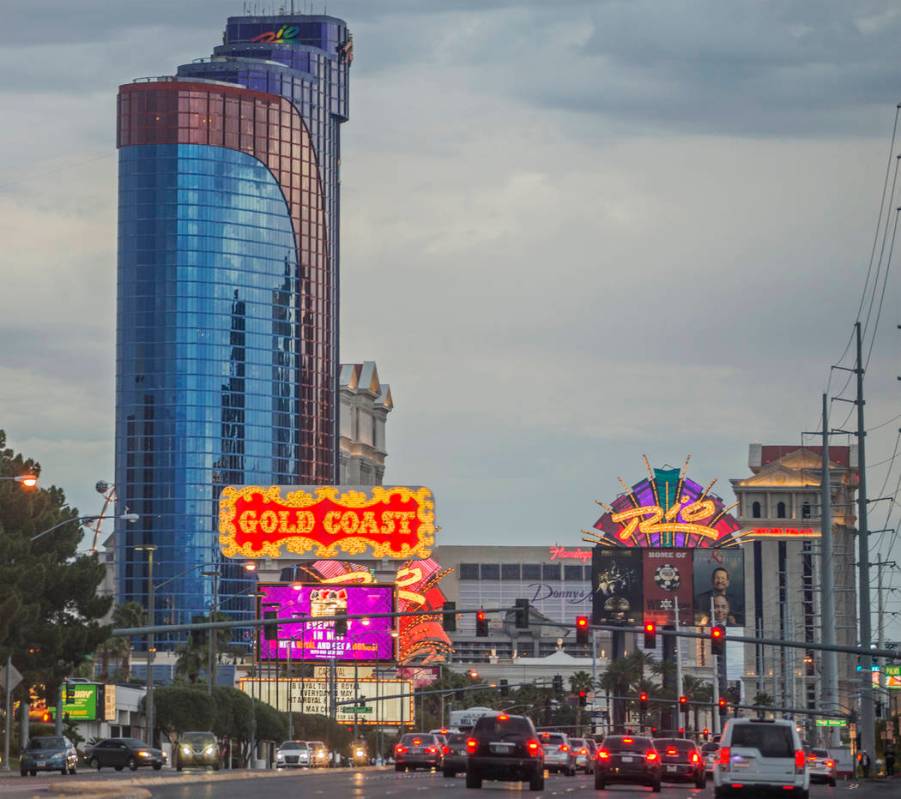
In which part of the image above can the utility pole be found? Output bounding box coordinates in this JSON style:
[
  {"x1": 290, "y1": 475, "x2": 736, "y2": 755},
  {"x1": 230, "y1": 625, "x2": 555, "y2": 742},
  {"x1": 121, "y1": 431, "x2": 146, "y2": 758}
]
[
  {"x1": 853, "y1": 320, "x2": 875, "y2": 761},
  {"x1": 819, "y1": 394, "x2": 840, "y2": 746},
  {"x1": 135, "y1": 544, "x2": 157, "y2": 746}
]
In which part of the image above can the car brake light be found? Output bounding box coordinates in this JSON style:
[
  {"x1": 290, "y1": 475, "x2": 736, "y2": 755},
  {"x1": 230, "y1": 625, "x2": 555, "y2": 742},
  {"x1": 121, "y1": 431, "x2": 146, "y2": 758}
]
[
  {"x1": 580, "y1": 747, "x2": 588, "y2": 755},
  {"x1": 623, "y1": 737, "x2": 634, "y2": 744},
  {"x1": 646, "y1": 751, "x2": 659, "y2": 762},
  {"x1": 783, "y1": 787, "x2": 795, "y2": 791},
  {"x1": 597, "y1": 750, "x2": 610, "y2": 760},
  {"x1": 719, "y1": 747, "x2": 731, "y2": 767},
  {"x1": 560, "y1": 744, "x2": 569, "y2": 752},
  {"x1": 395, "y1": 745, "x2": 408, "y2": 754},
  {"x1": 498, "y1": 714, "x2": 509, "y2": 721},
  {"x1": 442, "y1": 745, "x2": 450, "y2": 755},
  {"x1": 425, "y1": 746, "x2": 437, "y2": 754},
  {"x1": 413, "y1": 738, "x2": 422, "y2": 746},
  {"x1": 526, "y1": 740, "x2": 541, "y2": 757},
  {"x1": 691, "y1": 752, "x2": 700, "y2": 764},
  {"x1": 666, "y1": 747, "x2": 679, "y2": 756},
  {"x1": 826, "y1": 760, "x2": 834, "y2": 769},
  {"x1": 794, "y1": 750, "x2": 805, "y2": 772},
  {"x1": 466, "y1": 738, "x2": 478, "y2": 755}
]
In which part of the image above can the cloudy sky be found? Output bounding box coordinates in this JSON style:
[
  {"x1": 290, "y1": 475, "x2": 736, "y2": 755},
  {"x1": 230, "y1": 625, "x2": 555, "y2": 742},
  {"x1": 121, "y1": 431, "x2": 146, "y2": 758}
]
[{"x1": 1, "y1": 1, "x2": 900, "y2": 614}]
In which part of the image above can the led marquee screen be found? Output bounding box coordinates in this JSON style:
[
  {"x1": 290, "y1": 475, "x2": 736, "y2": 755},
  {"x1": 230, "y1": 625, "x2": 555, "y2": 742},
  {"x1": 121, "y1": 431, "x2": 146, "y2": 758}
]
[{"x1": 257, "y1": 583, "x2": 395, "y2": 663}]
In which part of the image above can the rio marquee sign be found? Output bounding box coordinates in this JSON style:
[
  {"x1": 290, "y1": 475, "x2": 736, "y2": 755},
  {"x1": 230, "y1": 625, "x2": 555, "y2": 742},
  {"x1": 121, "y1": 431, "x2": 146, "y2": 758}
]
[
  {"x1": 584, "y1": 457, "x2": 741, "y2": 549},
  {"x1": 219, "y1": 485, "x2": 435, "y2": 561}
]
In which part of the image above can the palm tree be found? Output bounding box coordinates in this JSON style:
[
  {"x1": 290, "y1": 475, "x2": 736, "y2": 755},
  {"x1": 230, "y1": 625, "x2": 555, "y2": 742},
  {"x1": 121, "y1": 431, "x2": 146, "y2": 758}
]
[
  {"x1": 96, "y1": 602, "x2": 145, "y2": 681},
  {"x1": 682, "y1": 675, "x2": 713, "y2": 733},
  {"x1": 600, "y1": 651, "x2": 657, "y2": 731}
]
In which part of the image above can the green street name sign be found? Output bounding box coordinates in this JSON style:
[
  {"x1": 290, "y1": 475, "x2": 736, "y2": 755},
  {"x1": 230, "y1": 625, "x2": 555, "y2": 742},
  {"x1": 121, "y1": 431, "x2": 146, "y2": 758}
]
[
  {"x1": 815, "y1": 719, "x2": 846, "y2": 728},
  {"x1": 884, "y1": 665, "x2": 901, "y2": 677},
  {"x1": 347, "y1": 706, "x2": 373, "y2": 715}
]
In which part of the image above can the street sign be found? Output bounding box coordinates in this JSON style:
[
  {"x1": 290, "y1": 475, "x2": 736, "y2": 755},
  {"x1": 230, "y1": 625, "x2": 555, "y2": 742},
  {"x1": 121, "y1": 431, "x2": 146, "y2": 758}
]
[
  {"x1": 884, "y1": 664, "x2": 901, "y2": 677},
  {"x1": 815, "y1": 719, "x2": 846, "y2": 728},
  {"x1": 0, "y1": 663, "x2": 22, "y2": 693}
]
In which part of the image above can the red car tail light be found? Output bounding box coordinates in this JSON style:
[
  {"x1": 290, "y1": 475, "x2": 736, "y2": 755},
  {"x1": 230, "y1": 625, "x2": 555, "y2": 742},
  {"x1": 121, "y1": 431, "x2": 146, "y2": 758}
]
[
  {"x1": 691, "y1": 752, "x2": 700, "y2": 764},
  {"x1": 623, "y1": 737, "x2": 634, "y2": 744},
  {"x1": 413, "y1": 738, "x2": 422, "y2": 746},
  {"x1": 597, "y1": 750, "x2": 610, "y2": 761},
  {"x1": 466, "y1": 738, "x2": 478, "y2": 755},
  {"x1": 395, "y1": 744, "x2": 408, "y2": 755},
  {"x1": 666, "y1": 747, "x2": 679, "y2": 757},
  {"x1": 425, "y1": 746, "x2": 437, "y2": 754},
  {"x1": 646, "y1": 751, "x2": 659, "y2": 762},
  {"x1": 794, "y1": 750, "x2": 805, "y2": 772},
  {"x1": 559, "y1": 744, "x2": 570, "y2": 752},
  {"x1": 719, "y1": 747, "x2": 731, "y2": 767},
  {"x1": 442, "y1": 745, "x2": 450, "y2": 755},
  {"x1": 826, "y1": 760, "x2": 835, "y2": 769},
  {"x1": 526, "y1": 740, "x2": 542, "y2": 757}
]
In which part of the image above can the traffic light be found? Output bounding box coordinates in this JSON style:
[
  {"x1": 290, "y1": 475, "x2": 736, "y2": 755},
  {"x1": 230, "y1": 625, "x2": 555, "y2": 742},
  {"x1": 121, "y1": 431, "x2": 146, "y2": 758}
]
[
  {"x1": 442, "y1": 601, "x2": 457, "y2": 632},
  {"x1": 65, "y1": 682, "x2": 75, "y2": 703},
  {"x1": 639, "y1": 691, "x2": 649, "y2": 712},
  {"x1": 711, "y1": 625, "x2": 726, "y2": 657},
  {"x1": 500, "y1": 679, "x2": 509, "y2": 697},
  {"x1": 552, "y1": 674, "x2": 564, "y2": 695},
  {"x1": 718, "y1": 697, "x2": 728, "y2": 716},
  {"x1": 262, "y1": 610, "x2": 278, "y2": 641},
  {"x1": 578, "y1": 690, "x2": 587, "y2": 707},
  {"x1": 643, "y1": 620, "x2": 657, "y2": 649},
  {"x1": 679, "y1": 695, "x2": 688, "y2": 713},
  {"x1": 678, "y1": 727, "x2": 685, "y2": 737},
  {"x1": 335, "y1": 609, "x2": 348, "y2": 636},
  {"x1": 476, "y1": 609, "x2": 488, "y2": 637},
  {"x1": 703, "y1": 728, "x2": 710, "y2": 741},
  {"x1": 576, "y1": 616, "x2": 589, "y2": 645},
  {"x1": 514, "y1": 599, "x2": 530, "y2": 630}
]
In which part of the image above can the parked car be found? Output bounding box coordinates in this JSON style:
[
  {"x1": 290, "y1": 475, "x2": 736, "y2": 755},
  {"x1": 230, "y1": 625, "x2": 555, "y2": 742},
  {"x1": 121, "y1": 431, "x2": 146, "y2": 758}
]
[
  {"x1": 394, "y1": 733, "x2": 444, "y2": 771},
  {"x1": 86, "y1": 738, "x2": 164, "y2": 772},
  {"x1": 442, "y1": 732, "x2": 469, "y2": 777},
  {"x1": 655, "y1": 737, "x2": 706, "y2": 787},
  {"x1": 594, "y1": 734, "x2": 662, "y2": 792},
  {"x1": 464, "y1": 712, "x2": 544, "y2": 791},
  {"x1": 702, "y1": 742, "x2": 720, "y2": 776},
  {"x1": 175, "y1": 731, "x2": 219, "y2": 771},
  {"x1": 806, "y1": 747, "x2": 837, "y2": 786},
  {"x1": 276, "y1": 740, "x2": 312, "y2": 769},
  {"x1": 714, "y1": 718, "x2": 809, "y2": 799},
  {"x1": 20, "y1": 736, "x2": 78, "y2": 777},
  {"x1": 538, "y1": 730, "x2": 576, "y2": 775},
  {"x1": 570, "y1": 737, "x2": 594, "y2": 774},
  {"x1": 307, "y1": 740, "x2": 330, "y2": 768}
]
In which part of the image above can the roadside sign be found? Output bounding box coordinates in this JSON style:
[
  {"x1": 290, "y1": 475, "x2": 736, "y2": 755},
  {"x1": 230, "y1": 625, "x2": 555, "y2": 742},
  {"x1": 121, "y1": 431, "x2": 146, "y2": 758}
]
[
  {"x1": 884, "y1": 664, "x2": 901, "y2": 677},
  {"x1": 815, "y1": 719, "x2": 846, "y2": 728},
  {"x1": 0, "y1": 663, "x2": 22, "y2": 693}
]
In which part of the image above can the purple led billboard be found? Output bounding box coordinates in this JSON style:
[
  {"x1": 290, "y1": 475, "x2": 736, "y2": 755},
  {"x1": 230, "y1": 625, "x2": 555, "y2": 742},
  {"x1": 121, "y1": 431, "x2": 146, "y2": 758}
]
[{"x1": 257, "y1": 583, "x2": 395, "y2": 662}]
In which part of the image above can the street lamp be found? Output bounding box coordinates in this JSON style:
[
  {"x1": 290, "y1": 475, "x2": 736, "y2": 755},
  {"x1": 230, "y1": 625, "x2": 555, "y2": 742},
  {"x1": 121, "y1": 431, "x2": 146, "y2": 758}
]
[
  {"x1": 134, "y1": 544, "x2": 157, "y2": 746},
  {"x1": 31, "y1": 512, "x2": 139, "y2": 543},
  {"x1": 1, "y1": 474, "x2": 38, "y2": 489}
]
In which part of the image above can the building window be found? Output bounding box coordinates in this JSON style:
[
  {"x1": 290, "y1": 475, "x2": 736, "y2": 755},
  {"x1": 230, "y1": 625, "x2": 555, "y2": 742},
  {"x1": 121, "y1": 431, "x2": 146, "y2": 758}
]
[
  {"x1": 501, "y1": 564, "x2": 521, "y2": 581},
  {"x1": 776, "y1": 501, "x2": 787, "y2": 519},
  {"x1": 751, "y1": 501, "x2": 762, "y2": 518},
  {"x1": 480, "y1": 564, "x2": 500, "y2": 581},
  {"x1": 522, "y1": 564, "x2": 541, "y2": 581},
  {"x1": 460, "y1": 563, "x2": 479, "y2": 580},
  {"x1": 564, "y1": 564, "x2": 583, "y2": 582},
  {"x1": 542, "y1": 563, "x2": 561, "y2": 581},
  {"x1": 801, "y1": 502, "x2": 811, "y2": 519}
]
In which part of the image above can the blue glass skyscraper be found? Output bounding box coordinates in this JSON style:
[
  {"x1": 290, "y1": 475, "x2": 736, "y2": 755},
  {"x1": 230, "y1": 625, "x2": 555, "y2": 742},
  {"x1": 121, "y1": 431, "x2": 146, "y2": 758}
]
[{"x1": 115, "y1": 14, "x2": 351, "y2": 643}]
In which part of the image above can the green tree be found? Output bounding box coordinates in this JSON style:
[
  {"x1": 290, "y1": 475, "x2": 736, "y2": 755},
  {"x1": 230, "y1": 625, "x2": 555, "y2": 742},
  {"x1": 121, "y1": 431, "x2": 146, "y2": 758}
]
[
  {"x1": 0, "y1": 430, "x2": 112, "y2": 710},
  {"x1": 570, "y1": 670, "x2": 594, "y2": 736},
  {"x1": 152, "y1": 685, "x2": 215, "y2": 743}
]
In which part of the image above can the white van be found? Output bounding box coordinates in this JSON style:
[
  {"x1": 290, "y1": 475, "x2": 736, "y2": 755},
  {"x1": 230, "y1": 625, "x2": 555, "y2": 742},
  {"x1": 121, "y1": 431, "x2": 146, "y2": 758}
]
[{"x1": 714, "y1": 718, "x2": 809, "y2": 799}]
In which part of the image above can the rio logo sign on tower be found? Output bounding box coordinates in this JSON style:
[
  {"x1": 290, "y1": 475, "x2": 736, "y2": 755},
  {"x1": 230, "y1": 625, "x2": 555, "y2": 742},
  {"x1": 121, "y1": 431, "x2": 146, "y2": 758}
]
[{"x1": 250, "y1": 25, "x2": 300, "y2": 43}]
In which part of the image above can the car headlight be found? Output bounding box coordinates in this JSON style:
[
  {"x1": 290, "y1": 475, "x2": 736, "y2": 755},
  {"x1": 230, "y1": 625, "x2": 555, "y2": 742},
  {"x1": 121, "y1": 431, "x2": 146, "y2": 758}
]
[
  {"x1": 137, "y1": 751, "x2": 152, "y2": 758},
  {"x1": 181, "y1": 746, "x2": 191, "y2": 753},
  {"x1": 355, "y1": 749, "x2": 365, "y2": 757},
  {"x1": 204, "y1": 745, "x2": 216, "y2": 755}
]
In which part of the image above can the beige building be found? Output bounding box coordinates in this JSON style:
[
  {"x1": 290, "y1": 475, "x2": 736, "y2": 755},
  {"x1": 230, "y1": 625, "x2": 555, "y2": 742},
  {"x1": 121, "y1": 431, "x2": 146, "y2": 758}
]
[
  {"x1": 338, "y1": 361, "x2": 393, "y2": 486},
  {"x1": 731, "y1": 444, "x2": 858, "y2": 726}
]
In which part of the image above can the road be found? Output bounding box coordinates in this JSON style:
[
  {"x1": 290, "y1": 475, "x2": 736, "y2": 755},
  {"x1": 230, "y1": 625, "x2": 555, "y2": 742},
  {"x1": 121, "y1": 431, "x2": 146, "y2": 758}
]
[{"x1": 0, "y1": 768, "x2": 896, "y2": 799}]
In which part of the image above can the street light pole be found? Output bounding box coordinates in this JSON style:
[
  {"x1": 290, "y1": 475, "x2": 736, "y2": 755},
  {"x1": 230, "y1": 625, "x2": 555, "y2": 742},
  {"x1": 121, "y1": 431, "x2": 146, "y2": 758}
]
[{"x1": 135, "y1": 544, "x2": 157, "y2": 745}]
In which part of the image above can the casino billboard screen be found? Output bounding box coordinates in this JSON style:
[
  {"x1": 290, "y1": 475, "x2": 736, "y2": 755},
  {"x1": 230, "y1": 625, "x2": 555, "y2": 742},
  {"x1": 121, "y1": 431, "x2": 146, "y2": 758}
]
[{"x1": 257, "y1": 583, "x2": 395, "y2": 663}]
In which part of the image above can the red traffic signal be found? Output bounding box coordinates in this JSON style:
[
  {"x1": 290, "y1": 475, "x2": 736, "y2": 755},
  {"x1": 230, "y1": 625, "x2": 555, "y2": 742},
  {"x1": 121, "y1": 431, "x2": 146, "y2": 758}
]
[
  {"x1": 711, "y1": 625, "x2": 726, "y2": 656},
  {"x1": 576, "y1": 615, "x2": 590, "y2": 645},
  {"x1": 476, "y1": 609, "x2": 488, "y2": 637},
  {"x1": 718, "y1": 697, "x2": 728, "y2": 715},
  {"x1": 679, "y1": 695, "x2": 688, "y2": 706},
  {"x1": 578, "y1": 690, "x2": 588, "y2": 707},
  {"x1": 643, "y1": 620, "x2": 657, "y2": 649},
  {"x1": 639, "y1": 691, "x2": 649, "y2": 710}
]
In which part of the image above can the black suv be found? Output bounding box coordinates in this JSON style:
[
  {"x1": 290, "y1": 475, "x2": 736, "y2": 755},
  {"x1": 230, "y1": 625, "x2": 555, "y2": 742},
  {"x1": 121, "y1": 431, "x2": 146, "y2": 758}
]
[
  {"x1": 594, "y1": 735, "x2": 662, "y2": 792},
  {"x1": 465, "y1": 713, "x2": 544, "y2": 791}
]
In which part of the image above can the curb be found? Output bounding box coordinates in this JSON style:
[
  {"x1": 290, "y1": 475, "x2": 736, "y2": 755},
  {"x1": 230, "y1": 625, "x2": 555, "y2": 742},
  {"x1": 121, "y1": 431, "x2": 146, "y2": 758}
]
[{"x1": 45, "y1": 786, "x2": 151, "y2": 799}]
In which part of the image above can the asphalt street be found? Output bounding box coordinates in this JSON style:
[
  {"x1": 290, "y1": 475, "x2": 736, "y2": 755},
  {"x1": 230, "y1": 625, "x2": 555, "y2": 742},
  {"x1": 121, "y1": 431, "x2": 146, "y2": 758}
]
[{"x1": 0, "y1": 768, "x2": 895, "y2": 799}]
